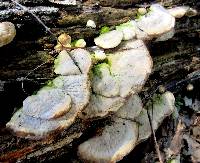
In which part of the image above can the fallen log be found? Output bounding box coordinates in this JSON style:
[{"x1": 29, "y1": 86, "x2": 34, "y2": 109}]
[{"x1": 0, "y1": 0, "x2": 199, "y2": 162}]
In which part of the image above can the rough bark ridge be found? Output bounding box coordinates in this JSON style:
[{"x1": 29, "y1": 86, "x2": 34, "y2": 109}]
[{"x1": 0, "y1": 0, "x2": 199, "y2": 162}]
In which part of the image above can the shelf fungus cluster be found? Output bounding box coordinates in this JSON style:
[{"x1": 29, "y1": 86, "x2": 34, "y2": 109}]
[
  {"x1": 6, "y1": 4, "x2": 188, "y2": 162},
  {"x1": 7, "y1": 49, "x2": 91, "y2": 139}
]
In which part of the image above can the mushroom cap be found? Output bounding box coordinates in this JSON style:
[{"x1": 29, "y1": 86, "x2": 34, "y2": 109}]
[
  {"x1": 136, "y1": 91, "x2": 175, "y2": 143},
  {"x1": 0, "y1": 22, "x2": 16, "y2": 47},
  {"x1": 52, "y1": 75, "x2": 90, "y2": 110},
  {"x1": 54, "y1": 49, "x2": 92, "y2": 75},
  {"x1": 94, "y1": 30, "x2": 123, "y2": 49},
  {"x1": 86, "y1": 20, "x2": 96, "y2": 28},
  {"x1": 58, "y1": 33, "x2": 71, "y2": 45},
  {"x1": 109, "y1": 48, "x2": 152, "y2": 98},
  {"x1": 89, "y1": 46, "x2": 106, "y2": 62},
  {"x1": 129, "y1": 20, "x2": 151, "y2": 40},
  {"x1": 74, "y1": 39, "x2": 86, "y2": 48},
  {"x1": 6, "y1": 108, "x2": 75, "y2": 140},
  {"x1": 78, "y1": 118, "x2": 138, "y2": 163},
  {"x1": 136, "y1": 4, "x2": 175, "y2": 36},
  {"x1": 78, "y1": 92, "x2": 175, "y2": 163}
]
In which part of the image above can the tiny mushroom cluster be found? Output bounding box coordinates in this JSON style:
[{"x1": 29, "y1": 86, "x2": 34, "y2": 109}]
[{"x1": 5, "y1": 4, "x2": 192, "y2": 162}]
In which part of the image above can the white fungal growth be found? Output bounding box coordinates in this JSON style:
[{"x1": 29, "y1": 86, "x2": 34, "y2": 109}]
[
  {"x1": 155, "y1": 28, "x2": 175, "y2": 42},
  {"x1": 0, "y1": 22, "x2": 16, "y2": 47},
  {"x1": 167, "y1": 6, "x2": 190, "y2": 18},
  {"x1": 6, "y1": 5, "x2": 180, "y2": 157},
  {"x1": 94, "y1": 30, "x2": 123, "y2": 49},
  {"x1": 116, "y1": 22, "x2": 136, "y2": 40},
  {"x1": 78, "y1": 92, "x2": 175, "y2": 162},
  {"x1": 136, "y1": 4, "x2": 175, "y2": 36},
  {"x1": 54, "y1": 50, "x2": 81, "y2": 75},
  {"x1": 78, "y1": 118, "x2": 138, "y2": 163},
  {"x1": 86, "y1": 20, "x2": 96, "y2": 28}
]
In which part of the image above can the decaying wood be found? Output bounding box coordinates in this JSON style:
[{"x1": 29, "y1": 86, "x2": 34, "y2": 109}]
[{"x1": 0, "y1": 0, "x2": 199, "y2": 162}]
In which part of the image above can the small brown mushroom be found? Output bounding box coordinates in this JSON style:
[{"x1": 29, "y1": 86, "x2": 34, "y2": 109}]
[{"x1": 0, "y1": 22, "x2": 16, "y2": 47}]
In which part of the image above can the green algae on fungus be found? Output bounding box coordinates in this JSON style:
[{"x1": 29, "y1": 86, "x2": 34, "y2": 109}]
[
  {"x1": 92, "y1": 63, "x2": 111, "y2": 77},
  {"x1": 38, "y1": 77, "x2": 64, "y2": 93},
  {"x1": 93, "y1": 51, "x2": 106, "y2": 61},
  {"x1": 116, "y1": 21, "x2": 135, "y2": 30},
  {"x1": 75, "y1": 39, "x2": 86, "y2": 47},
  {"x1": 100, "y1": 26, "x2": 110, "y2": 34},
  {"x1": 116, "y1": 21, "x2": 136, "y2": 40},
  {"x1": 71, "y1": 39, "x2": 86, "y2": 48}
]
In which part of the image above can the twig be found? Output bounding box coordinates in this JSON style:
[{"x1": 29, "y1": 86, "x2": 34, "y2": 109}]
[
  {"x1": 11, "y1": 0, "x2": 54, "y2": 36},
  {"x1": 146, "y1": 99, "x2": 164, "y2": 163}
]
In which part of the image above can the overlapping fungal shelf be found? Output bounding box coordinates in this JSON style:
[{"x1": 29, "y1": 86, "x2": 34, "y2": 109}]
[{"x1": 5, "y1": 3, "x2": 190, "y2": 162}]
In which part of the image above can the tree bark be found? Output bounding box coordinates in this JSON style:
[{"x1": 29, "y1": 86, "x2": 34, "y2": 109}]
[{"x1": 0, "y1": 0, "x2": 199, "y2": 162}]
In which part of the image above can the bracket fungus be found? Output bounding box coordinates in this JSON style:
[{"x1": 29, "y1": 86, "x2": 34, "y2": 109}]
[
  {"x1": 6, "y1": 3, "x2": 184, "y2": 162},
  {"x1": 78, "y1": 92, "x2": 175, "y2": 163},
  {"x1": 81, "y1": 39, "x2": 152, "y2": 119},
  {"x1": 136, "y1": 4, "x2": 175, "y2": 37},
  {"x1": 0, "y1": 22, "x2": 16, "y2": 47},
  {"x1": 136, "y1": 91, "x2": 175, "y2": 143},
  {"x1": 78, "y1": 118, "x2": 138, "y2": 163},
  {"x1": 7, "y1": 48, "x2": 91, "y2": 139},
  {"x1": 94, "y1": 30, "x2": 123, "y2": 49},
  {"x1": 78, "y1": 96, "x2": 141, "y2": 162},
  {"x1": 167, "y1": 6, "x2": 197, "y2": 18}
]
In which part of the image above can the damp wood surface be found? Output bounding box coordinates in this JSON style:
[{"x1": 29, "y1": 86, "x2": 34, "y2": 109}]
[{"x1": 0, "y1": 0, "x2": 200, "y2": 162}]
